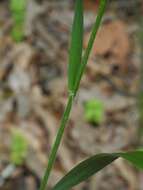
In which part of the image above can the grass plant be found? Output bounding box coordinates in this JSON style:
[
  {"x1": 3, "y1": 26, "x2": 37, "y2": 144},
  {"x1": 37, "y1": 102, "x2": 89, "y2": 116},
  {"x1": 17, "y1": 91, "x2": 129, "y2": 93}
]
[
  {"x1": 39, "y1": 1, "x2": 143, "y2": 190},
  {"x1": 10, "y1": 0, "x2": 143, "y2": 189}
]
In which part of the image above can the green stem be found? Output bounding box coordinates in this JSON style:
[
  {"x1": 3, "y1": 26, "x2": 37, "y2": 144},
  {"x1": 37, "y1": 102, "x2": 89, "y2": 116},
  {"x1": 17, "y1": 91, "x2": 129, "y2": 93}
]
[
  {"x1": 39, "y1": 95, "x2": 73, "y2": 190},
  {"x1": 74, "y1": 0, "x2": 107, "y2": 94}
]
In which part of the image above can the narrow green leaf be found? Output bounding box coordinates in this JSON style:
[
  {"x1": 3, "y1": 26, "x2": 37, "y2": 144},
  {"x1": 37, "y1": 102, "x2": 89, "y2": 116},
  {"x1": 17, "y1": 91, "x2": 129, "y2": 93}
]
[
  {"x1": 68, "y1": 0, "x2": 84, "y2": 93},
  {"x1": 74, "y1": 0, "x2": 107, "y2": 94},
  {"x1": 52, "y1": 150, "x2": 143, "y2": 190},
  {"x1": 118, "y1": 150, "x2": 143, "y2": 170}
]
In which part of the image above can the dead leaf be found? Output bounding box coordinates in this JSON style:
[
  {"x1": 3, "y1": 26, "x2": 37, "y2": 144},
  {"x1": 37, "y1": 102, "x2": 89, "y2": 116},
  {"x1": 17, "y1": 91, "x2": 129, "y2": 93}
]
[
  {"x1": 84, "y1": 0, "x2": 99, "y2": 11},
  {"x1": 84, "y1": 20, "x2": 130, "y2": 63}
]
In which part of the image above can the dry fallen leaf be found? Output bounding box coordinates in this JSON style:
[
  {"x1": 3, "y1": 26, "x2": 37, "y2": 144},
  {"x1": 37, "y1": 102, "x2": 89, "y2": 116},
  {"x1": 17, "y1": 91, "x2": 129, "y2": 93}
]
[
  {"x1": 84, "y1": 0, "x2": 99, "y2": 11},
  {"x1": 84, "y1": 20, "x2": 130, "y2": 63}
]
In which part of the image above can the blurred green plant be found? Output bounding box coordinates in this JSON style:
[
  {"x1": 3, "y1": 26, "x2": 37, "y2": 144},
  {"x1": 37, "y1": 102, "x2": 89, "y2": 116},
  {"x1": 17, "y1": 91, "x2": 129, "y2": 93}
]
[
  {"x1": 0, "y1": 88, "x2": 13, "y2": 100},
  {"x1": 10, "y1": 0, "x2": 27, "y2": 42},
  {"x1": 84, "y1": 99, "x2": 105, "y2": 125},
  {"x1": 10, "y1": 128, "x2": 28, "y2": 165}
]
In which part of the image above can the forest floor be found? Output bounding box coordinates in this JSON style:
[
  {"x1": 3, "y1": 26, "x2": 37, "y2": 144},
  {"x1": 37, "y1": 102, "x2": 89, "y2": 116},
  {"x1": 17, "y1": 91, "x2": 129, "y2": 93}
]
[{"x1": 0, "y1": 0, "x2": 143, "y2": 190}]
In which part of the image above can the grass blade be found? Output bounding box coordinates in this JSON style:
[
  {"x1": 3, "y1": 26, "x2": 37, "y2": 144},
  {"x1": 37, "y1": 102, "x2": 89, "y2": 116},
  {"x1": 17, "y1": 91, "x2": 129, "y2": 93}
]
[
  {"x1": 68, "y1": 0, "x2": 84, "y2": 93},
  {"x1": 119, "y1": 150, "x2": 143, "y2": 169},
  {"x1": 52, "y1": 150, "x2": 143, "y2": 190},
  {"x1": 74, "y1": 0, "x2": 107, "y2": 94}
]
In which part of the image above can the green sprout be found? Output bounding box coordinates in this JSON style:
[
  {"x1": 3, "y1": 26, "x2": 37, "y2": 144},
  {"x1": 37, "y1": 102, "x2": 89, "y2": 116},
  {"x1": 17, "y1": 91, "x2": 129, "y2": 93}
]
[
  {"x1": 10, "y1": 128, "x2": 28, "y2": 165},
  {"x1": 10, "y1": 0, "x2": 27, "y2": 42},
  {"x1": 84, "y1": 99, "x2": 105, "y2": 125}
]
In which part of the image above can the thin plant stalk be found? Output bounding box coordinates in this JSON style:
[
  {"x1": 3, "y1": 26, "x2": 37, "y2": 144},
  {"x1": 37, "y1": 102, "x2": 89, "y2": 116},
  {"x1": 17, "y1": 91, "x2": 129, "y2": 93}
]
[
  {"x1": 39, "y1": 95, "x2": 73, "y2": 190},
  {"x1": 39, "y1": 1, "x2": 107, "y2": 190}
]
